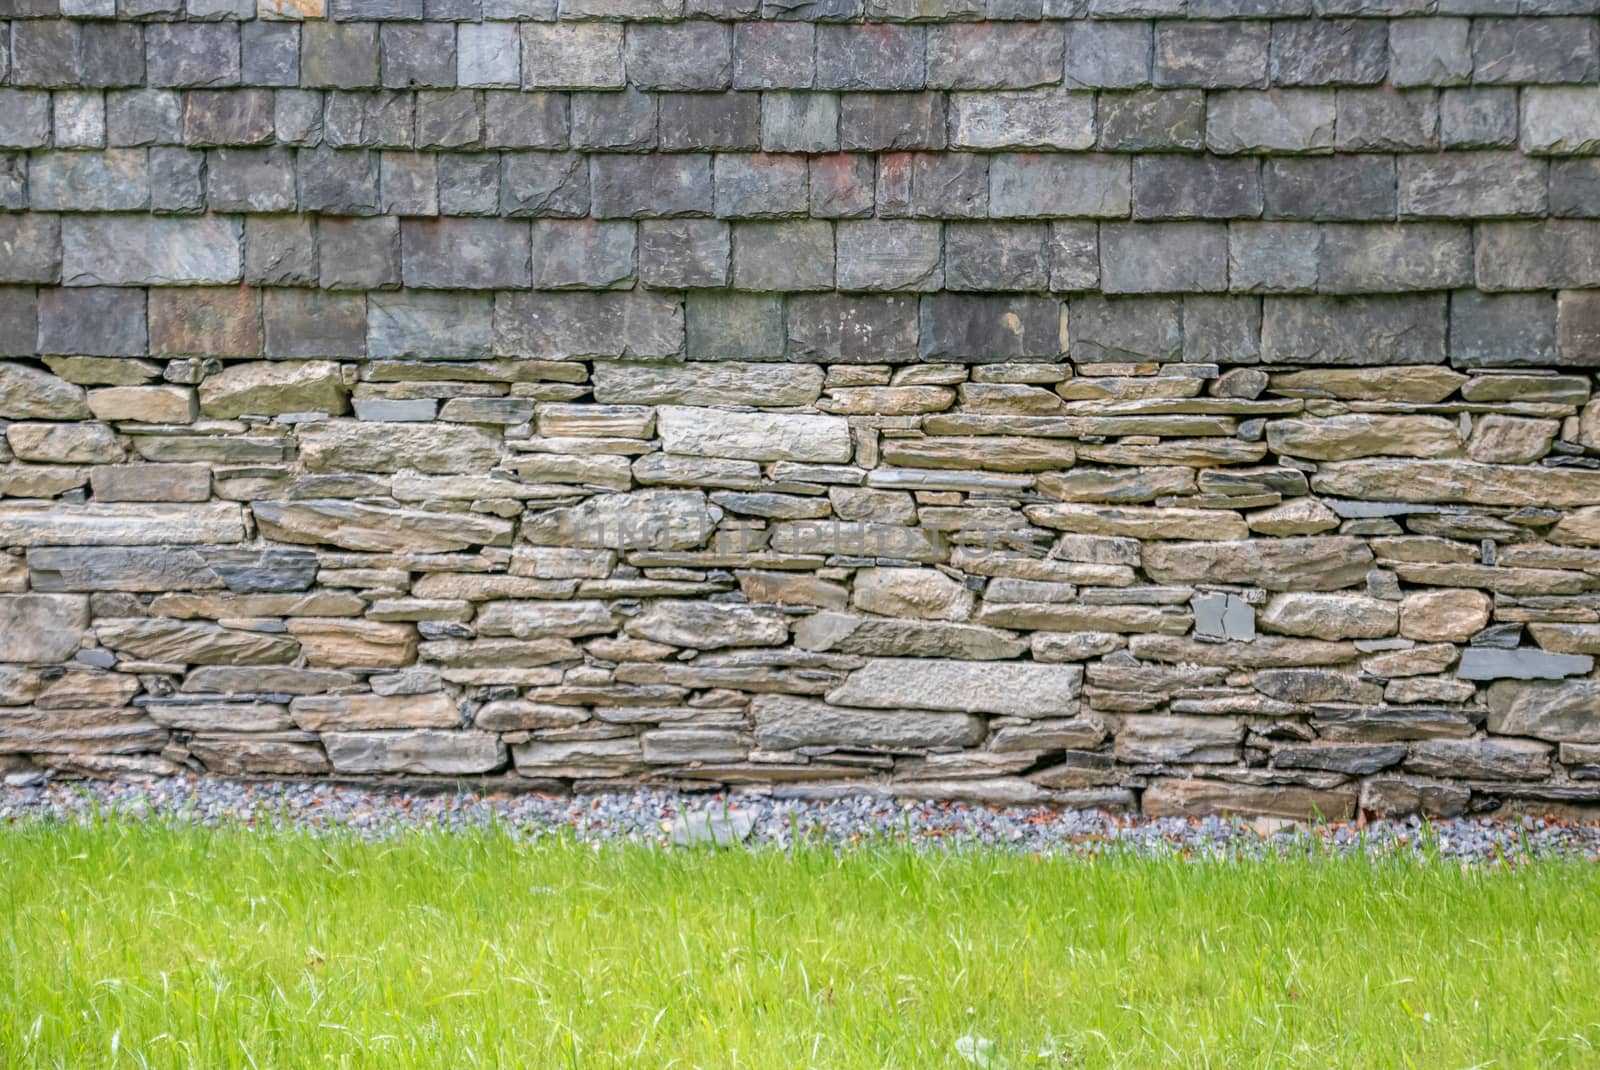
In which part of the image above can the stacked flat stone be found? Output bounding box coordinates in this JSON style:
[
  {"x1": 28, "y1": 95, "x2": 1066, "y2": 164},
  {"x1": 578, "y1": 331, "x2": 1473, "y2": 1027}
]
[{"x1": 1, "y1": 0, "x2": 1600, "y2": 819}]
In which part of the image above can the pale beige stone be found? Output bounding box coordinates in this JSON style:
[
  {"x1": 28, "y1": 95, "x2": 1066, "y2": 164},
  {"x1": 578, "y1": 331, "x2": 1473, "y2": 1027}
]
[{"x1": 1399, "y1": 588, "x2": 1491, "y2": 643}]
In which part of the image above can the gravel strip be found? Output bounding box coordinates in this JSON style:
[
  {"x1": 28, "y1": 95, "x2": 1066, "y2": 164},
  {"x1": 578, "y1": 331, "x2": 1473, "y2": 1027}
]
[{"x1": 2, "y1": 776, "x2": 1598, "y2": 862}]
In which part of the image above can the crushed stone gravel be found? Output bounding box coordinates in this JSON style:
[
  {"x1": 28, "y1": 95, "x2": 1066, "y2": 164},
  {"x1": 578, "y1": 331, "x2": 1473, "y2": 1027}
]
[{"x1": 2, "y1": 776, "x2": 1599, "y2": 862}]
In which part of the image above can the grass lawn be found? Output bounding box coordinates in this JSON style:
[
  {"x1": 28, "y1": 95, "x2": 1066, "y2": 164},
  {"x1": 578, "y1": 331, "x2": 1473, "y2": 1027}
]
[{"x1": 2, "y1": 821, "x2": 1599, "y2": 1068}]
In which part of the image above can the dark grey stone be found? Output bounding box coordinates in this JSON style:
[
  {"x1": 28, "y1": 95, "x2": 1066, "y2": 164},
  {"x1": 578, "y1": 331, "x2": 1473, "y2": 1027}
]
[
  {"x1": 501, "y1": 151, "x2": 589, "y2": 217},
  {"x1": 106, "y1": 89, "x2": 181, "y2": 148},
  {"x1": 1064, "y1": 21, "x2": 1151, "y2": 89},
  {"x1": 496, "y1": 291, "x2": 682, "y2": 359},
  {"x1": 836, "y1": 220, "x2": 942, "y2": 292},
  {"x1": 319, "y1": 217, "x2": 402, "y2": 291},
  {"x1": 761, "y1": 92, "x2": 839, "y2": 153},
  {"x1": 1440, "y1": 87, "x2": 1518, "y2": 149},
  {"x1": 944, "y1": 223, "x2": 1050, "y2": 292},
  {"x1": 415, "y1": 90, "x2": 480, "y2": 150},
  {"x1": 147, "y1": 24, "x2": 241, "y2": 88},
  {"x1": 1264, "y1": 155, "x2": 1397, "y2": 220},
  {"x1": 301, "y1": 23, "x2": 380, "y2": 89},
  {"x1": 149, "y1": 147, "x2": 206, "y2": 213},
  {"x1": 734, "y1": 21, "x2": 814, "y2": 90},
  {"x1": 1268, "y1": 19, "x2": 1388, "y2": 85},
  {"x1": 1068, "y1": 295, "x2": 1182, "y2": 362},
  {"x1": 878, "y1": 151, "x2": 986, "y2": 218},
  {"x1": 380, "y1": 24, "x2": 456, "y2": 90},
  {"x1": 440, "y1": 153, "x2": 502, "y2": 215},
  {"x1": 1450, "y1": 290, "x2": 1558, "y2": 368},
  {"x1": 1100, "y1": 222, "x2": 1228, "y2": 293},
  {"x1": 529, "y1": 219, "x2": 637, "y2": 289},
  {"x1": 39, "y1": 287, "x2": 148, "y2": 357},
  {"x1": 1154, "y1": 21, "x2": 1268, "y2": 88},
  {"x1": 625, "y1": 23, "x2": 731, "y2": 90},
  {"x1": 714, "y1": 153, "x2": 809, "y2": 218},
  {"x1": 29, "y1": 150, "x2": 150, "y2": 212},
  {"x1": 659, "y1": 93, "x2": 762, "y2": 152},
  {"x1": 572, "y1": 89, "x2": 658, "y2": 151},
  {"x1": 245, "y1": 216, "x2": 318, "y2": 287},
  {"x1": 207, "y1": 147, "x2": 297, "y2": 213},
  {"x1": 840, "y1": 92, "x2": 946, "y2": 151},
  {"x1": 1261, "y1": 295, "x2": 1447, "y2": 365},
  {"x1": 687, "y1": 292, "x2": 785, "y2": 358},
  {"x1": 370, "y1": 291, "x2": 494, "y2": 359},
  {"x1": 810, "y1": 154, "x2": 876, "y2": 218},
  {"x1": 298, "y1": 149, "x2": 381, "y2": 216},
  {"x1": 731, "y1": 220, "x2": 835, "y2": 291},
  {"x1": 243, "y1": 23, "x2": 301, "y2": 88},
  {"x1": 1471, "y1": 17, "x2": 1599, "y2": 84},
  {"x1": 1133, "y1": 154, "x2": 1262, "y2": 219},
  {"x1": 927, "y1": 22, "x2": 1063, "y2": 89},
  {"x1": 591, "y1": 154, "x2": 713, "y2": 218},
  {"x1": 1334, "y1": 88, "x2": 1438, "y2": 151},
  {"x1": 185, "y1": 89, "x2": 276, "y2": 146},
  {"x1": 1098, "y1": 89, "x2": 1204, "y2": 151},
  {"x1": 263, "y1": 289, "x2": 367, "y2": 357},
  {"x1": 816, "y1": 23, "x2": 925, "y2": 90},
  {"x1": 640, "y1": 219, "x2": 731, "y2": 289},
  {"x1": 989, "y1": 153, "x2": 1129, "y2": 217},
  {"x1": 1184, "y1": 294, "x2": 1261, "y2": 364},
  {"x1": 786, "y1": 293, "x2": 919, "y2": 363},
  {"x1": 401, "y1": 218, "x2": 530, "y2": 289},
  {"x1": 0, "y1": 213, "x2": 61, "y2": 283},
  {"x1": 920, "y1": 293, "x2": 1061, "y2": 361}
]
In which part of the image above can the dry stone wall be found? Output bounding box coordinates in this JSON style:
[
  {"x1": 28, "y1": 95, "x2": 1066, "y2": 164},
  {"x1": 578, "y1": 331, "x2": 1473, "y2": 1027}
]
[{"x1": 1, "y1": 0, "x2": 1600, "y2": 818}]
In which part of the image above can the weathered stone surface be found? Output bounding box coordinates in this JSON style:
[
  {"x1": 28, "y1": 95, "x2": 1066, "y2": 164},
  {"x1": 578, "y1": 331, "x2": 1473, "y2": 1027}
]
[
  {"x1": 199, "y1": 362, "x2": 348, "y2": 418},
  {"x1": 1313, "y1": 460, "x2": 1600, "y2": 509},
  {"x1": 627, "y1": 601, "x2": 789, "y2": 649},
  {"x1": 522, "y1": 491, "x2": 720, "y2": 551},
  {"x1": 753, "y1": 694, "x2": 986, "y2": 751},
  {"x1": 591, "y1": 362, "x2": 822, "y2": 407},
  {"x1": 1487, "y1": 680, "x2": 1600, "y2": 743},
  {"x1": 0, "y1": 595, "x2": 89, "y2": 664},
  {"x1": 254, "y1": 500, "x2": 513, "y2": 553},
  {"x1": 1259, "y1": 592, "x2": 1397, "y2": 640},
  {"x1": 656, "y1": 406, "x2": 852, "y2": 464},
  {"x1": 1116, "y1": 716, "x2": 1242, "y2": 764},
  {"x1": 827, "y1": 659, "x2": 1080, "y2": 718},
  {"x1": 1143, "y1": 538, "x2": 1372, "y2": 592},
  {"x1": 1457, "y1": 648, "x2": 1593, "y2": 682},
  {"x1": 793, "y1": 613, "x2": 1026, "y2": 660},
  {"x1": 1143, "y1": 779, "x2": 1356, "y2": 821},
  {"x1": 1266, "y1": 415, "x2": 1460, "y2": 461},
  {"x1": 0, "y1": 503, "x2": 245, "y2": 547},
  {"x1": 852, "y1": 567, "x2": 974, "y2": 622},
  {"x1": 324, "y1": 731, "x2": 505, "y2": 775},
  {"x1": 298, "y1": 421, "x2": 501, "y2": 476},
  {"x1": 96, "y1": 619, "x2": 299, "y2": 666}
]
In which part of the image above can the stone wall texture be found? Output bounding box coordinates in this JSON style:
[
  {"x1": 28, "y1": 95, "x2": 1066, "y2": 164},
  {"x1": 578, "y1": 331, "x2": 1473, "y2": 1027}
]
[{"x1": 1, "y1": 0, "x2": 1599, "y2": 818}]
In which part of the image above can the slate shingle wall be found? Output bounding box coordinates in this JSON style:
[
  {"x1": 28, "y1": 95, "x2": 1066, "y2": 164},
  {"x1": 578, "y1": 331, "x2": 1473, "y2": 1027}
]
[{"x1": 2, "y1": 0, "x2": 1600, "y2": 817}]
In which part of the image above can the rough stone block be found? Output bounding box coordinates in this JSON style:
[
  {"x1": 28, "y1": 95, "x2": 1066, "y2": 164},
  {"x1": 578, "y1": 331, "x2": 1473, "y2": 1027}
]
[
  {"x1": 1155, "y1": 21, "x2": 1268, "y2": 88},
  {"x1": 522, "y1": 22, "x2": 624, "y2": 89},
  {"x1": 1063, "y1": 21, "x2": 1150, "y2": 89},
  {"x1": 659, "y1": 92, "x2": 761, "y2": 151},
  {"x1": 1068, "y1": 294, "x2": 1181, "y2": 361},
  {"x1": 1472, "y1": 17, "x2": 1598, "y2": 85},
  {"x1": 149, "y1": 288, "x2": 263, "y2": 357},
  {"x1": 1264, "y1": 155, "x2": 1397, "y2": 219},
  {"x1": 1098, "y1": 89, "x2": 1204, "y2": 151},
  {"x1": 731, "y1": 220, "x2": 835, "y2": 291},
  {"x1": 1133, "y1": 153, "x2": 1262, "y2": 218},
  {"x1": 301, "y1": 23, "x2": 378, "y2": 89},
  {"x1": 1268, "y1": 19, "x2": 1387, "y2": 85},
  {"x1": 944, "y1": 222, "x2": 1049, "y2": 292},
  {"x1": 761, "y1": 91, "x2": 840, "y2": 153},
  {"x1": 1207, "y1": 89, "x2": 1335, "y2": 154},
  {"x1": 840, "y1": 92, "x2": 946, "y2": 151},
  {"x1": 1100, "y1": 222, "x2": 1228, "y2": 293},
  {"x1": 497, "y1": 291, "x2": 683, "y2": 359},
  {"x1": 62, "y1": 216, "x2": 241, "y2": 287},
  {"x1": 714, "y1": 153, "x2": 809, "y2": 218},
  {"x1": 786, "y1": 293, "x2": 919, "y2": 363},
  {"x1": 685, "y1": 292, "x2": 785, "y2": 358},
  {"x1": 1262, "y1": 295, "x2": 1447, "y2": 364},
  {"x1": 734, "y1": 21, "x2": 813, "y2": 89},
  {"x1": 401, "y1": 219, "x2": 529, "y2": 289},
  {"x1": 920, "y1": 294, "x2": 1062, "y2": 361},
  {"x1": 591, "y1": 154, "x2": 713, "y2": 218},
  {"x1": 640, "y1": 219, "x2": 731, "y2": 288},
  {"x1": 816, "y1": 23, "x2": 924, "y2": 90},
  {"x1": 989, "y1": 153, "x2": 1130, "y2": 217},
  {"x1": 927, "y1": 22, "x2": 1063, "y2": 89},
  {"x1": 627, "y1": 23, "x2": 732, "y2": 90},
  {"x1": 1390, "y1": 17, "x2": 1471, "y2": 87},
  {"x1": 949, "y1": 88, "x2": 1094, "y2": 149},
  {"x1": 529, "y1": 219, "x2": 636, "y2": 289}
]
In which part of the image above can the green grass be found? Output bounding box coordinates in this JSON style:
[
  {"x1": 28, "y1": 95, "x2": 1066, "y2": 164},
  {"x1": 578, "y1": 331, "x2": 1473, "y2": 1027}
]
[{"x1": 2, "y1": 820, "x2": 1599, "y2": 1068}]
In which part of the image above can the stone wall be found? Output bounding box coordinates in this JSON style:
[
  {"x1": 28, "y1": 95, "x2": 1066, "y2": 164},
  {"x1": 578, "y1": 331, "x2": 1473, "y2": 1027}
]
[{"x1": 1, "y1": 0, "x2": 1599, "y2": 818}]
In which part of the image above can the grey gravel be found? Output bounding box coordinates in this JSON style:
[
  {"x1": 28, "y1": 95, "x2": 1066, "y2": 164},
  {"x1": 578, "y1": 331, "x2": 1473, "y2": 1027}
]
[{"x1": 2, "y1": 776, "x2": 1598, "y2": 862}]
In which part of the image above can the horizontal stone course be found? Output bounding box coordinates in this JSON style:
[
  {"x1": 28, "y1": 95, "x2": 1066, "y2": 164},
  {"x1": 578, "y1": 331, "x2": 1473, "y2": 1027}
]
[{"x1": 0, "y1": 5, "x2": 1598, "y2": 820}]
